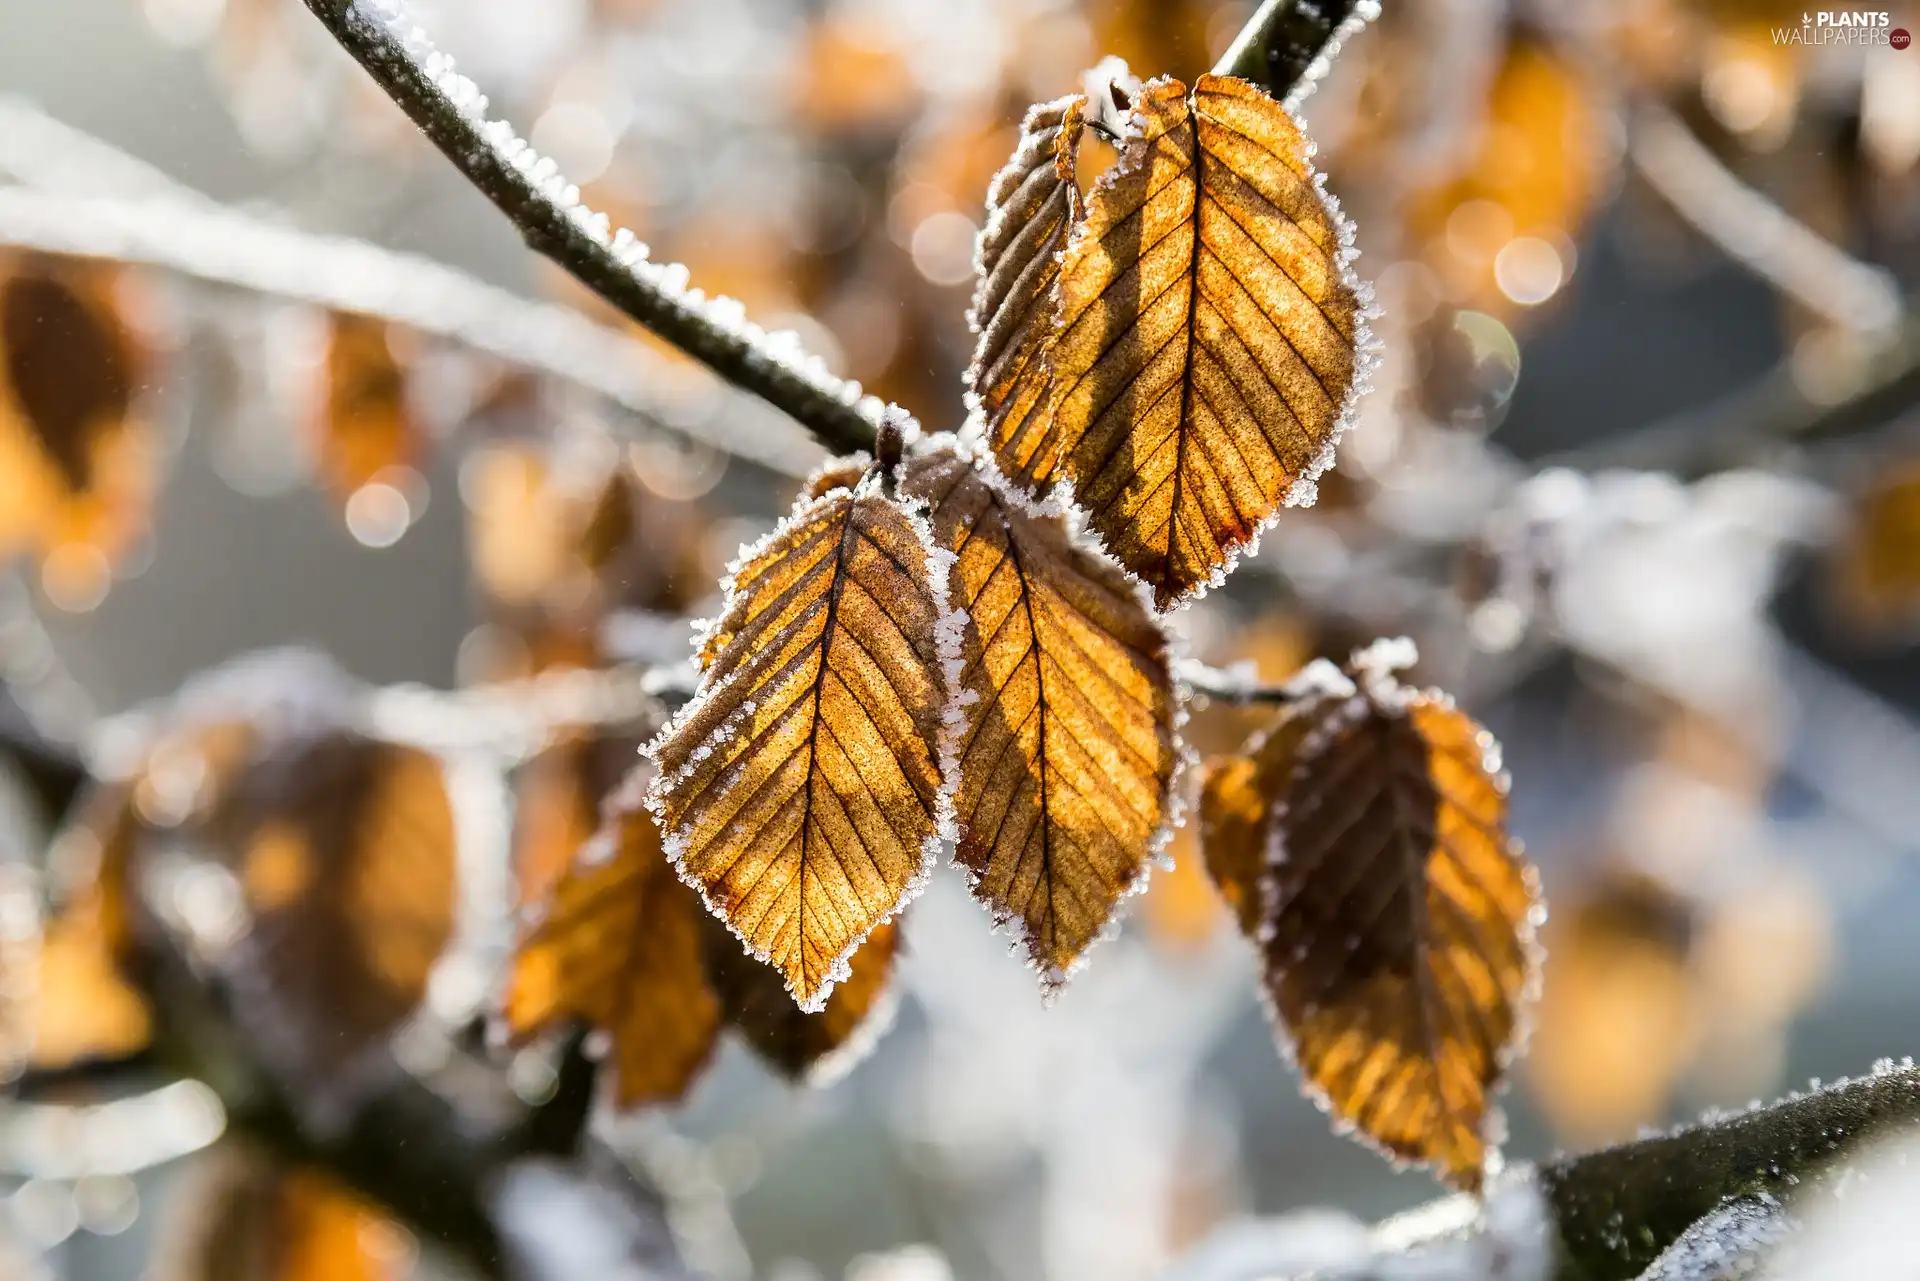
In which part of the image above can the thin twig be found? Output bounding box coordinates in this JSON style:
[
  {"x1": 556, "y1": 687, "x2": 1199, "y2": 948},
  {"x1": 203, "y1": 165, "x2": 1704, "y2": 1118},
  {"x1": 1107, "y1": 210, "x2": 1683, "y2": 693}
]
[
  {"x1": 1175, "y1": 658, "x2": 1310, "y2": 707},
  {"x1": 364, "y1": 662, "x2": 664, "y2": 754},
  {"x1": 1630, "y1": 101, "x2": 1903, "y2": 335},
  {"x1": 0, "y1": 96, "x2": 213, "y2": 207},
  {"x1": 299, "y1": 0, "x2": 890, "y2": 458},
  {"x1": 1545, "y1": 307, "x2": 1920, "y2": 476},
  {"x1": 1215, "y1": 0, "x2": 1380, "y2": 110},
  {"x1": 0, "y1": 187, "x2": 823, "y2": 479}
]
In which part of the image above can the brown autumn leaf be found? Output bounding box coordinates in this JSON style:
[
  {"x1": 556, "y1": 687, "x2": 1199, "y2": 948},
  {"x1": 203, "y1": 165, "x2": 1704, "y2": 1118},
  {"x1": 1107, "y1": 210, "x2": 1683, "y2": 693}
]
[
  {"x1": 1001, "y1": 75, "x2": 1368, "y2": 608},
  {"x1": 199, "y1": 732, "x2": 457, "y2": 1090},
  {"x1": 155, "y1": 1142, "x2": 414, "y2": 1281},
  {"x1": 1198, "y1": 693, "x2": 1323, "y2": 940},
  {"x1": 967, "y1": 94, "x2": 1086, "y2": 478},
  {"x1": 316, "y1": 313, "x2": 413, "y2": 499},
  {"x1": 0, "y1": 253, "x2": 156, "y2": 599},
  {"x1": 903, "y1": 442, "x2": 1177, "y2": 986},
  {"x1": 1219, "y1": 645, "x2": 1540, "y2": 1192},
  {"x1": 505, "y1": 760, "x2": 723, "y2": 1109},
  {"x1": 704, "y1": 914, "x2": 900, "y2": 1081},
  {"x1": 511, "y1": 731, "x2": 647, "y2": 912},
  {"x1": 649, "y1": 472, "x2": 956, "y2": 1010}
]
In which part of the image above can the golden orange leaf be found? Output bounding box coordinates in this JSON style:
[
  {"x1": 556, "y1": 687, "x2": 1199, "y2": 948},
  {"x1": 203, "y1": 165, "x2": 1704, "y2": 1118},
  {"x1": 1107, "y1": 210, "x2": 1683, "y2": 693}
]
[
  {"x1": 968, "y1": 94, "x2": 1085, "y2": 483},
  {"x1": 705, "y1": 915, "x2": 899, "y2": 1081},
  {"x1": 647, "y1": 475, "x2": 958, "y2": 1010},
  {"x1": 206, "y1": 733, "x2": 457, "y2": 1088},
  {"x1": 510, "y1": 732, "x2": 646, "y2": 911},
  {"x1": 0, "y1": 253, "x2": 156, "y2": 595},
  {"x1": 156, "y1": 1143, "x2": 413, "y2": 1281},
  {"x1": 1009, "y1": 75, "x2": 1369, "y2": 608},
  {"x1": 903, "y1": 443, "x2": 1177, "y2": 985},
  {"x1": 1236, "y1": 646, "x2": 1540, "y2": 1192},
  {"x1": 1197, "y1": 696, "x2": 1321, "y2": 940},
  {"x1": 317, "y1": 313, "x2": 413, "y2": 499},
  {"x1": 505, "y1": 760, "x2": 723, "y2": 1109}
]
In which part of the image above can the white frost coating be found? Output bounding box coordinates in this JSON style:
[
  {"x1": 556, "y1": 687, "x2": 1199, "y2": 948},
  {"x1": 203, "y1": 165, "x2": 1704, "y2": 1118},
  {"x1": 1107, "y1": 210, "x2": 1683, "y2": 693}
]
[
  {"x1": 980, "y1": 74, "x2": 1382, "y2": 613},
  {"x1": 1637, "y1": 1195, "x2": 1793, "y2": 1281},
  {"x1": 925, "y1": 440, "x2": 1187, "y2": 1000},
  {"x1": 1250, "y1": 642, "x2": 1543, "y2": 1188},
  {"x1": 343, "y1": 0, "x2": 918, "y2": 443},
  {"x1": 0, "y1": 187, "x2": 823, "y2": 480},
  {"x1": 642, "y1": 482, "x2": 961, "y2": 1013},
  {"x1": 1280, "y1": 0, "x2": 1384, "y2": 115}
]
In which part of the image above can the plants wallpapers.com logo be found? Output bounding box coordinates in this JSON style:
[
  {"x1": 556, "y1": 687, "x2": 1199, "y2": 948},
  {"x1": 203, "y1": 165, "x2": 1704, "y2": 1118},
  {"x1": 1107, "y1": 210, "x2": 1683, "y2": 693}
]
[{"x1": 1774, "y1": 11, "x2": 1913, "y2": 43}]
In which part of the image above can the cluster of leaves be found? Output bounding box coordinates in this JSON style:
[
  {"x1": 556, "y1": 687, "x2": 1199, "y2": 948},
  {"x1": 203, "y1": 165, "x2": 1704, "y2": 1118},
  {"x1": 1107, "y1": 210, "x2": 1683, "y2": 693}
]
[{"x1": 492, "y1": 61, "x2": 1542, "y2": 1193}]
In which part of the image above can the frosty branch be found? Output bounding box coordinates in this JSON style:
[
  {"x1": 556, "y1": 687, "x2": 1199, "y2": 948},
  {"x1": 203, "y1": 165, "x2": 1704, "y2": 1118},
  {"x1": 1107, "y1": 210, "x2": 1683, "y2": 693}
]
[
  {"x1": 0, "y1": 188, "x2": 822, "y2": 478},
  {"x1": 299, "y1": 0, "x2": 888, "y2": 458},
  {"x1": 1217, "y1": 0, "x2": 1380, "y2": 108}
]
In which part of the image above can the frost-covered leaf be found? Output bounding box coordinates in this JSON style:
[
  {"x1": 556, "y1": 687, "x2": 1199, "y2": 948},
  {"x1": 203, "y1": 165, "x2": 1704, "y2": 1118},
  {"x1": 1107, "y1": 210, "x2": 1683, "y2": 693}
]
[
  {"x1": 647, "y1": 475, "x2": 957, "y2": 1011},
  {"x1": 704, "y1": 914, "x2": 899, "y2": 1081},
  {"x1": 155, "y1": 1142, "x2": 413, "y2": 1281},
  {"x1": 202, "y1": 732, "x2": 457, "y2": 1092},
  {"x1": 505, "y1": 759, "x2": 722, "y2": 1108},
  {"x1": 1232, "y1": 644, "x2": 1539, "y2": 1191},
  {"x1": 510, "y1": 732, "x2": 648, "y2": 912},
  {"x1": 1006, "y1": 74, "x2": 1369, "y2": 608},
  {"x1": 903, "y1": 441, "x2": 1176, "y2": 986},
  {"x1": 1198, "y1": 687, "x2": 1326, "y2": 939},
  {"x1": 969, "y1": 94, "x2": 1085, "y2": 483},
  {"x1": 508, "y1": 750, "x2": 901, "y2": 1099},
  {"x1": 0, "y1": 252, "x2": 156, "y2": 590}
]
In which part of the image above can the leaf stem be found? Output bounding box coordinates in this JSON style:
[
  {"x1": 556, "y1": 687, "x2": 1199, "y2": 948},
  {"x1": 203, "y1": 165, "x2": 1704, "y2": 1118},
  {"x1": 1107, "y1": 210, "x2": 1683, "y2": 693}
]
[
  {"x1": 299, "y1": 0, "x2": 887, "y2": 458},
  {"x1": 1176, "y1": 658, "x2": 1310, "y2": 706}
]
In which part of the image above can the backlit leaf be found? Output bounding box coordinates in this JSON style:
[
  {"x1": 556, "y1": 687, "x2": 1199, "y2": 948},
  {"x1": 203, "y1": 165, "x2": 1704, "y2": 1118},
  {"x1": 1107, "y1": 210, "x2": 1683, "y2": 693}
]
[
  {"x1": 647, "y1": 475, "x2": 958, "y2": 1010},
  {"x1": 1226, "y1": 645, "x2": 1540, "y2": 1192},
  {"x1": 903, "y1": 442, "x2": 1177, "y2": 986},
  {"x1": 1198, "y1": 695, "x2": 1320, "y2": 939},
  {"x1": 704, "y1": 914, "x2": 899, "y2": 1081},
  {"x1": 0, "y1": 253, "x2": 156, "y2": 595},
  {"x1": 968, "y1": 94, "x2": 1086, "y2": 484},
  {"x1": 505, "y1": 759, "x2": 723, "y2": 1109},
  {"x1": 510, "y1": 731, "x2": 647, "y2": 911},
  {"x1": 201, "y1": 732, "x2": 457, "y2": 1091},
  {"x1": 156, "y1": 1143, "x2": 413, "y2": 1281},
  {"x1": 1010, "y1": 75, "x2": 1369, "y2": 608}
]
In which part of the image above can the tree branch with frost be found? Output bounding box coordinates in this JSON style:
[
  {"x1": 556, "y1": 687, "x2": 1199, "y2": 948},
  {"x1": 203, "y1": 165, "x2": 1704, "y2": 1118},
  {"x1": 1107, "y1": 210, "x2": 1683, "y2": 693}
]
[
  {"x1": 1548, "y1": 307, "x2": 1920, "y2": 477},
  {"x1": 1216, "y1": 0, "x2": 1379, "y2": 109},
  {"x1": 0, "y1": 187, "x2": 824, "y2": 479},
  {"x1": 1245, "y1": 1061, "x2": 1920, "y2": 1281},
  {"x1": 1630, "y1": 101, "x2": 1903, "y2": 335},
  {"x1": 1176, "y1": 658, "x2": 1317, "y2": 707},
  {"x1": 298, "y1": 0, "x2": 891, "y2": 458}
]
